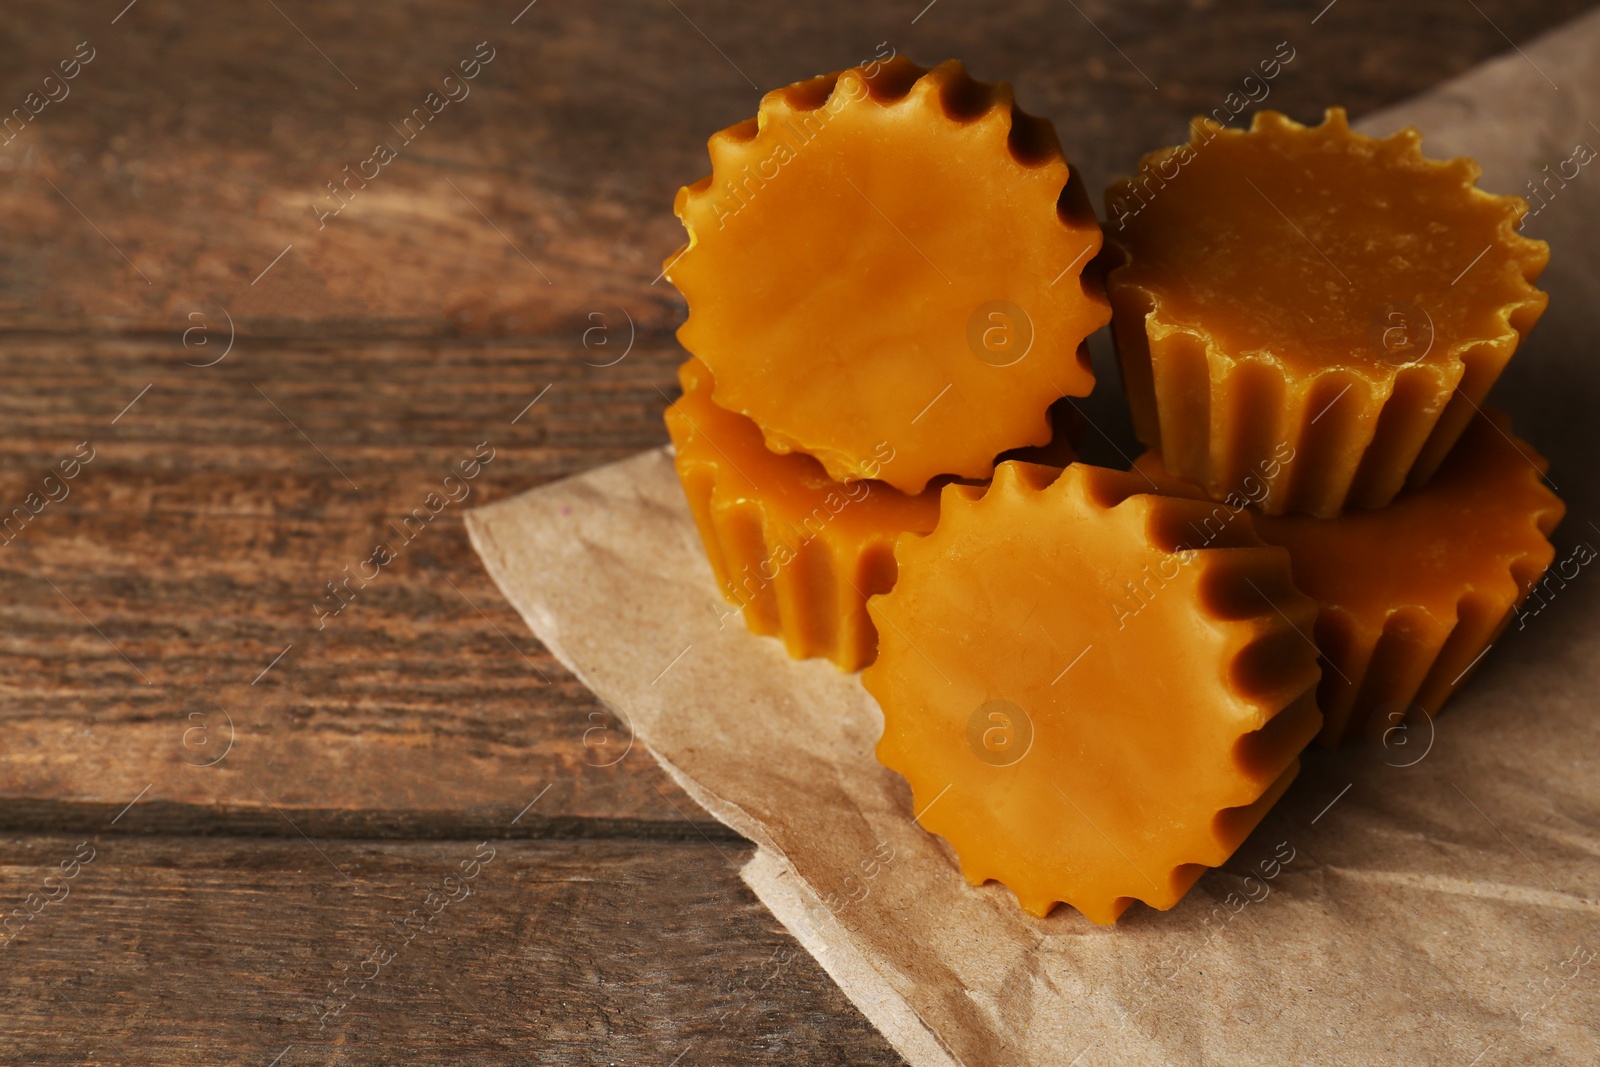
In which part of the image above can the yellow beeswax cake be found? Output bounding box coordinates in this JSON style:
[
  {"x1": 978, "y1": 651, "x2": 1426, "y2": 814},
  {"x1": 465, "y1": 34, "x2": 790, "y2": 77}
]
[
  {"x1": 1106, "y1": 108, "x2": 1547, "y2": 517},
  {"x1": 863, "y1": 462, "x2": 1322, "y2": 922},
  {"x1": 667, "y1": 57, "x2": 1109, "y2": 495},
  {"x1": 1134, "y1": 408, "x2": 1565, "y2": 745},
  {"x1": 666, "y1": 357, "x2": 942, "y2": 670}
]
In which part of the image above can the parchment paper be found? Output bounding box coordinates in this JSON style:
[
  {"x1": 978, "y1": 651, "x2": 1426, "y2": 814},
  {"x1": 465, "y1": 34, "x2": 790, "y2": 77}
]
[{"x1": 467, "y1": 14, "x2": 1600, "y2": 1065}]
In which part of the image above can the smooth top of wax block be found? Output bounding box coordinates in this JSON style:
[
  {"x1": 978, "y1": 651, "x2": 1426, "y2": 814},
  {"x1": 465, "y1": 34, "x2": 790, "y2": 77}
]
[
  {"x1": 666, "y1": 56, "x2": 1109, "y2": 495},
  {"x1": 1133, "y1": 408, "x2": 1564, "y2": 634},
  {"x1": 665, "y1": 357, "x2": 942, "y2": 546},
  {"x1": 863, "y1": 461, "x2": 1321, "y2": 923},
  {"x1": 1105, "y1": 109, "x2": 1548, "y2": 380}
]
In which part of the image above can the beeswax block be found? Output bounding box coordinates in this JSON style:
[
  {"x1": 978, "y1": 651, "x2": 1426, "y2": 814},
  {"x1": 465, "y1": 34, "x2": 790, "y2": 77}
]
[
  {"x1": 863, "y1": 462, "x2": 1321, "y2": 922},
  {"x1": 666, "y1": 357, "x2": 942, "y2": 671},
  {"x1": 1106, "y1": 109, "x2": 1547, "y2": 517},
  {"x1": 667, "y1": 57, "x2": 1109, "y2": 494}
]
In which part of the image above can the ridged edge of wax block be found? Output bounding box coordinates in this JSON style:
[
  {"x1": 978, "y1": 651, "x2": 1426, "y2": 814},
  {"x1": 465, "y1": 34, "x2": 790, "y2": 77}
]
[
  {"x1": 664, "y1": 55, "x2": 1109, "y2": 494},
  {"x1": 864, "y1": 462, "x2": 1321, "y2": 923},
  {"x1": 1104, "y1": 108, "x2": 1549, "y2": 518},
  {"x1": 665, "y1": 359, "x2": 939, "y2": 672}
]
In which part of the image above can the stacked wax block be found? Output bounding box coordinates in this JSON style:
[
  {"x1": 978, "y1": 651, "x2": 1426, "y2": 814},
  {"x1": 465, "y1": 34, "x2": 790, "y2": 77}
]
[
  {"x1": 662, "y1": 67, "x2": 1564, "y2": 924},
  {"x1": 1104, "y1": 110, "x2": 1563, "y2": 747}
]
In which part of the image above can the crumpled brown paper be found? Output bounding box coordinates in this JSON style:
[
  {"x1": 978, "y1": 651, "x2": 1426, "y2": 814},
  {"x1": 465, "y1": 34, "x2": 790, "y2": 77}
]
[{"x1": 466, "y1": 14, "x2": 1600, "y2": 1064}]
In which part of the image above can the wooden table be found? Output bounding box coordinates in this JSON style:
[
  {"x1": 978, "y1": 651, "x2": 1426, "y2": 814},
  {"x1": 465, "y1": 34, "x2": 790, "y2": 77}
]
[{"x1": 2, "y1": 2, "x2": 1591, "y2": 1062}]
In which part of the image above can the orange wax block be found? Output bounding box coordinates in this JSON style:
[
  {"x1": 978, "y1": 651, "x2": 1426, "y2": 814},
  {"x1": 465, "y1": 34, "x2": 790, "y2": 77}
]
[
  {"x1": 665, "y1": 56, "x2": 1109, "y2": 494},
  {"x1": 1105, "y1": 108, "x2": 1548, "y2": 517},
  {"x1": 1134, "y1": 408, "x2": 1565, "y2": 746},
  {"x1": 862, "y1": 462, "x2": 1321, "y2": 923},
  {"x1": 665, "y1": 357, "x2": 942, "y2": 671}
]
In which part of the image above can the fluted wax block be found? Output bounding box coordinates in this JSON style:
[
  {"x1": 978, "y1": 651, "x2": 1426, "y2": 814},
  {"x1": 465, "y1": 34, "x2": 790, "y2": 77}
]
[
  {"x1": 1105, "y1": 109, "x2": 1548, "y2": 517},
  {"x1": 665, "y1": 358, "x2": 941, "y2": 671},
  {"x1": 862, "y1": 462, "x2": 1322, "y2": 923},
  {"x1": 1134, "y1": 408, "x2": 1565, "y2": 745},
  {"x1": 666, "y1": 57, "x2": 1109, "y2": 494}
]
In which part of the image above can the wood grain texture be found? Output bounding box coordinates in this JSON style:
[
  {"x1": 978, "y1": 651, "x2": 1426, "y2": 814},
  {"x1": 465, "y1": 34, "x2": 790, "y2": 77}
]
[
  {"x1": 0, "y1": 335, "x2": 696, "y2": 826},
  {"x1": 3, "y1": 0, "x2": 1596, "y2": 1063},
  {"x1": 0, "y1": 833, "x2": 900, "y2": 1065}
]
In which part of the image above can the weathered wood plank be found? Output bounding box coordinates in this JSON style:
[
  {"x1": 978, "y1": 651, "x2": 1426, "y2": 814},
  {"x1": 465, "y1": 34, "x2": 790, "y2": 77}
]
[
  {"x1": 0, "y1": 833, "x2": 903, "y2": 1065},
  {"x1": 0, "y1": 0, "x2": 1588, "y2": 338},
  {"x1": 0, "y1": 335, "x2": 698, "y2": 824}
]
